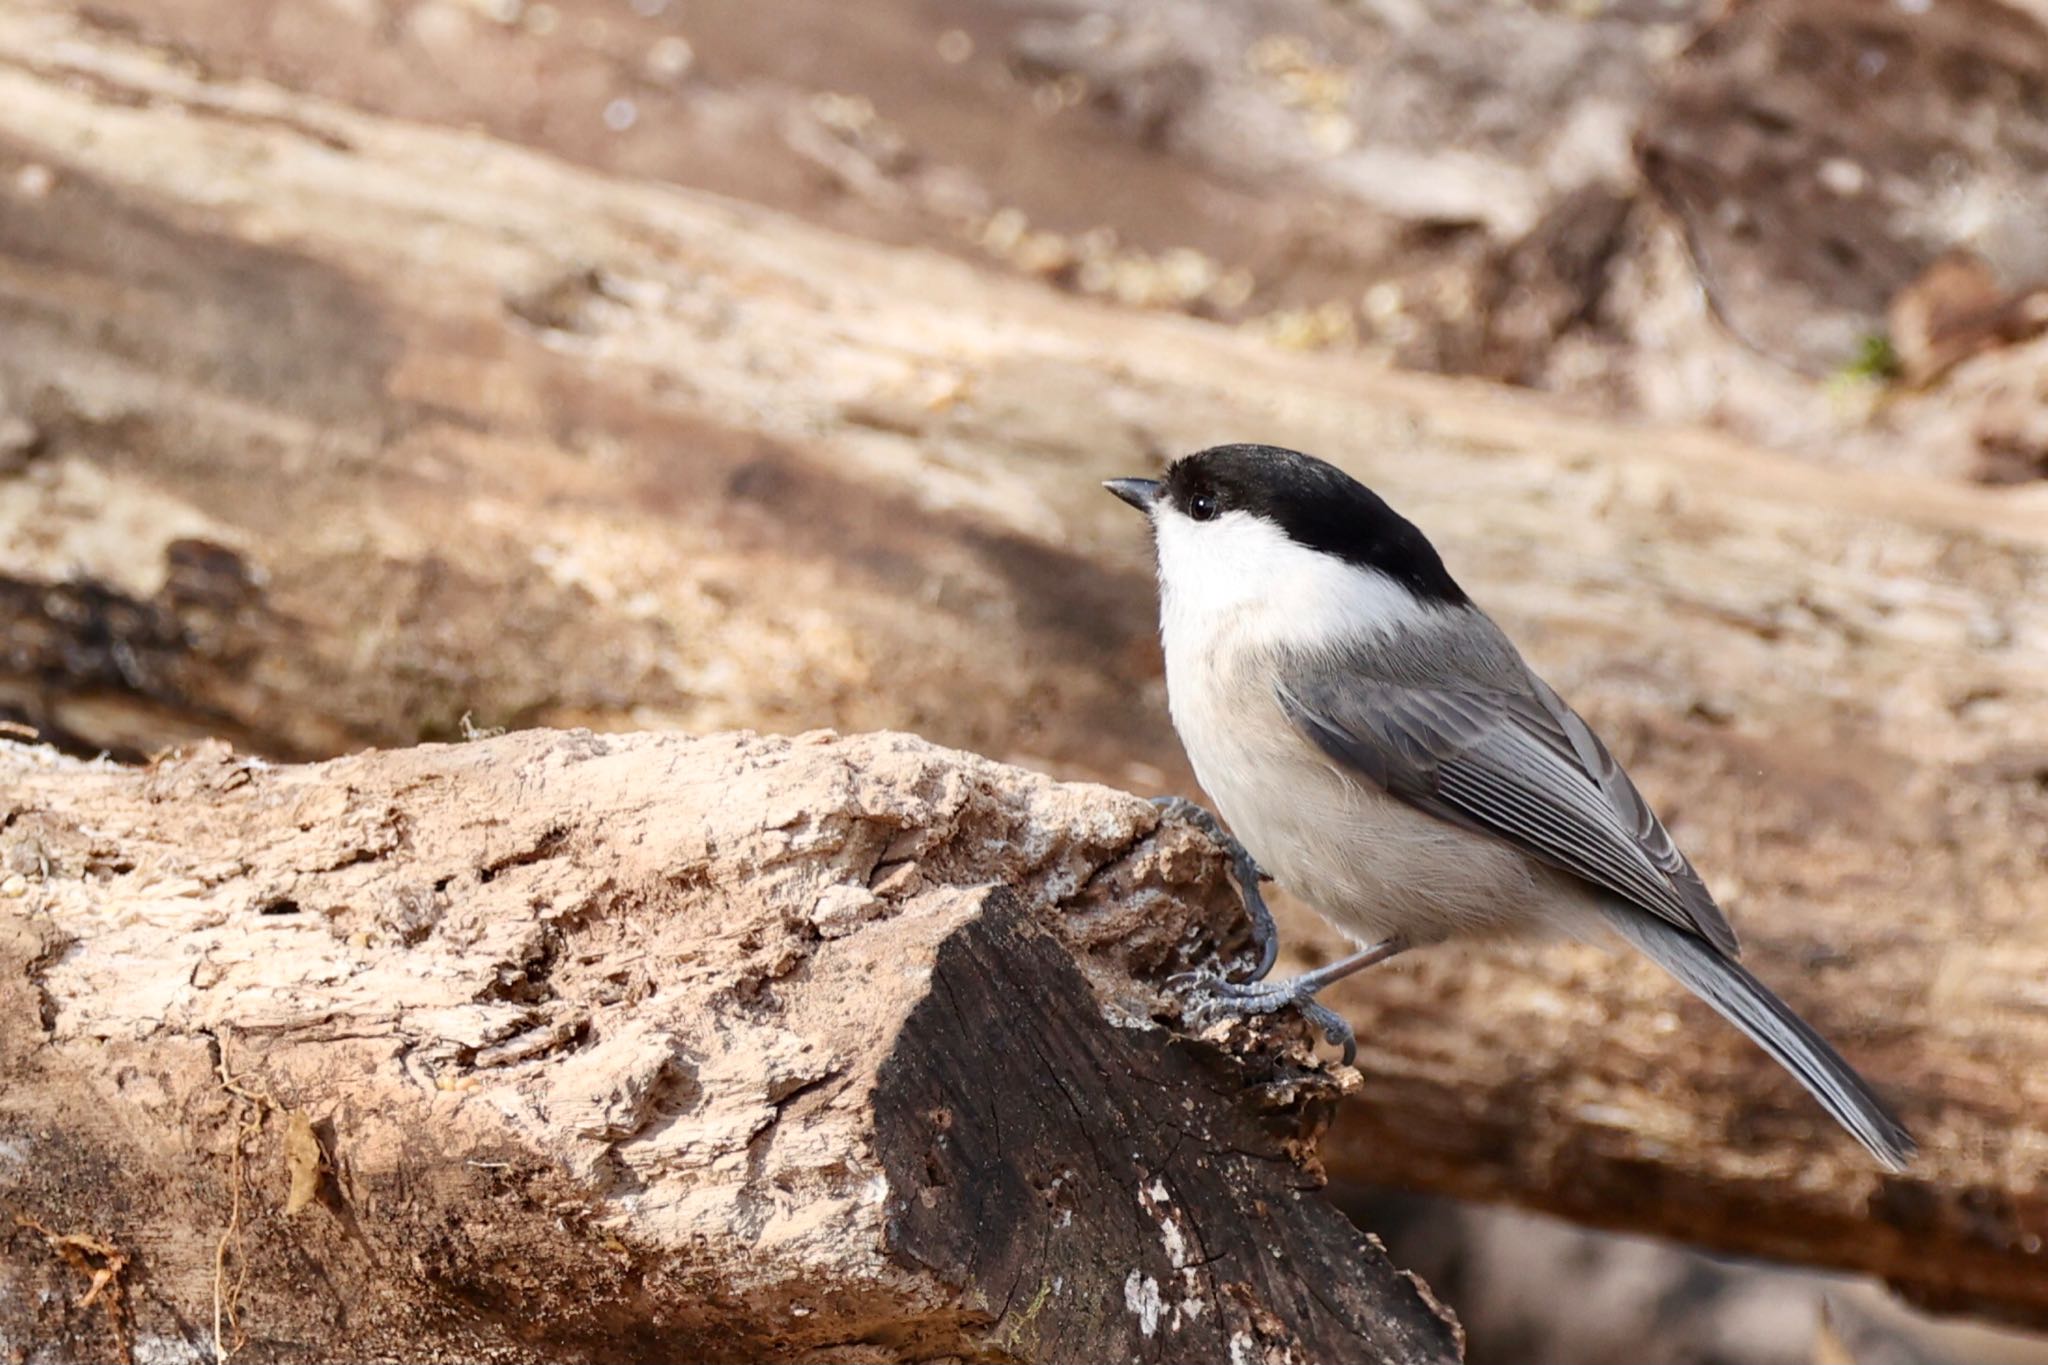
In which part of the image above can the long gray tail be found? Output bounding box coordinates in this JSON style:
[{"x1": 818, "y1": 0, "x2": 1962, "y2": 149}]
[{"x1": 1600, "y1": 903, "x2": 1916, "y2": 1171}]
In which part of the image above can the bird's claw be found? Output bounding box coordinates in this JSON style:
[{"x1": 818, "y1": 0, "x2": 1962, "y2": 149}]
[
  {"x1": 1149, "y1": 797, "x2": 1265, "y2": 874},
  {"x1": 1298, "y1": 1000, "x2": 1358, "y2": 1067},
  {"x1": 1154, "y1": 797, "x2": 1350, "y2": 1062},
  {"x1": 1167, "y1": 966, "x2": 1267, "y2": 995},
  {"x1": 1186, "y1": 973, "x2": 1269, "y2": 1000},
  {"x1": 1150, "y1": 795, "x2": 1279, "y2": 982},
  {"x1": 1169, "y1": 970, "x2": 1358, "y2": 1067}
]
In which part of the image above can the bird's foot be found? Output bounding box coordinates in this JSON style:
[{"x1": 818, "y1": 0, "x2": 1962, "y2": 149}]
[
  {"x1": 1170, "y1": 938, "x2": 1407, "y2": 1067},
  {"x1": 1150, "y1": 795, "x2": 1278, "y2": 983},
  {"x1": 1171, "y1": 967, "x2": 1358, "y2": 1066}
]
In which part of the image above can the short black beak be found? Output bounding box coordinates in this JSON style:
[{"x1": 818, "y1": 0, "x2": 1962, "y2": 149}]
[{"x1": 1103, "y1": 477, "x2": 1162, "y2": 512}]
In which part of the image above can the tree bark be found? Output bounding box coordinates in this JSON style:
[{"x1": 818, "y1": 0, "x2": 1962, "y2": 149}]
[
  {"x1": 1, "y1": 6, "x2": 2045, "y2": 1325},
  {"x1": 0, "y1": 728, "x2": 1461, "y2": 1364}
]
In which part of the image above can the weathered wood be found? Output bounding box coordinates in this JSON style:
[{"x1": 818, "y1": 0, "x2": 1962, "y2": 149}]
[
  {"x1": 876, "y1": 893, "x2": 1459, "y2": 1365},
  {"x1": 0, "y1": 729, "x2": 1461, "y2": 1364},
  {"x1": 1, "y1": 7, "x2": 2045, "y2": 1322}
]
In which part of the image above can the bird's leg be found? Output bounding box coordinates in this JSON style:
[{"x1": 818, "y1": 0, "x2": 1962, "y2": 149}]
[
  {"x1": 1150, "y1": 795, "x2": 1277, "y2": 982},
  {"x1": 1180, "y1": 938, "x2": 1408, "y2": 1067},
  {"x1": 1149, "y1": 795, "x2": 1397, "y2": 1064}
]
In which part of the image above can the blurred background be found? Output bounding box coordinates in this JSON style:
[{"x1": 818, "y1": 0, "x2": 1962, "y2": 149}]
[
  {"x1": 3, "y1": 0, "x2": 2046, "y2": 1360},
  {"x1": 65, "y1": 0, "x2": 2048, "y2": 478}
]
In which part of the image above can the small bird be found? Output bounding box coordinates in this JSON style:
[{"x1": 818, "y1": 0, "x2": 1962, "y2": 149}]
[{"x1": 1105, "y1": 443, "x2": 1914, "y2": 1170}]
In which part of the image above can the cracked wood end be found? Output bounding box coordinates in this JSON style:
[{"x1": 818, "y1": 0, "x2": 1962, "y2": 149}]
[{"x1": 0, "y1": 728, "x2": 1461, "y2": 1364}]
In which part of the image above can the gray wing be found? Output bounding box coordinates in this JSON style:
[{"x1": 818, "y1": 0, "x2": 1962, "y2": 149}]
[{"x1": 1277, "y1": 654, "x2": 1739, "y2": 957}]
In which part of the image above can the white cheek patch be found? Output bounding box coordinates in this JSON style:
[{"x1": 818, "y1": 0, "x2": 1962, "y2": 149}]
[{"x1": 1153, "y1": 507, "x2": 1434, "y2": 651}]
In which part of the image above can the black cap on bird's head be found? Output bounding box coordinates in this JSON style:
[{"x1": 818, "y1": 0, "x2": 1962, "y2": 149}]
[{"x1": 1104, "y1": 443, "x2": 1468, "y2": 607}]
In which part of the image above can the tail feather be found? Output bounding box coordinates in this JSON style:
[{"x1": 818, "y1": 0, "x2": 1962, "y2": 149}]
[{"x1": 1600, "y1": 903, "x2": 1916, "y2": 1171}]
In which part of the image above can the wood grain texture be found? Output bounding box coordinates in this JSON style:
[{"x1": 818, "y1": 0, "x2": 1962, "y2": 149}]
[
  {"x1": 0, "y1": 5, "x2": 2043, "y2": 1321},
  {"x1": 877, "y1": 891, "x2": 1457, "y2": 1365}
]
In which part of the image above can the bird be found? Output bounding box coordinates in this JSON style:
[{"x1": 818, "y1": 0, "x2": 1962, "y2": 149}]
[{"x1": 1104, "y1": 442, "x2": 1915, "y2": 1170}]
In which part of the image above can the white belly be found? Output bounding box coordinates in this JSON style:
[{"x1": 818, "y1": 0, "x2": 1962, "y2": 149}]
[{"x1": 1165, "y1": 626, "x2": 1577, "y2": 948}]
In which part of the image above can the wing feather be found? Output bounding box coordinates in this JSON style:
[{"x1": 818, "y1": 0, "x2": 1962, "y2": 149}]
[{"x1": 1278, "y1": 654, "x2": 1738, "y2": 956}]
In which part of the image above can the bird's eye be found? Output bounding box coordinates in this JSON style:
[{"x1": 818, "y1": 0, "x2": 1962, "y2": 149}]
[{"x1": 1188, "y1": 494, "x2": 1218, "y2": 522}]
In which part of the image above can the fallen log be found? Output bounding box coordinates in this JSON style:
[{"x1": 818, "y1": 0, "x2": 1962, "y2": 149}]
[
  {"x1": 1, "y1": 8, "x2": 2045, "y2": 1322},
  {"x1": 0, "y1": 728, "x2": 1461, "y2": 1363}
]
